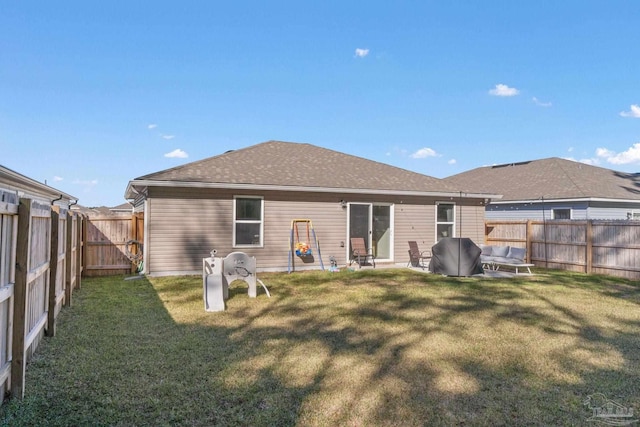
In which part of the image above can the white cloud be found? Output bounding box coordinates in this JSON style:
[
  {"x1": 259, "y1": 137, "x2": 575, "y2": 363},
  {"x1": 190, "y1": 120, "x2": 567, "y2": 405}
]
[
  {"x1": 563, "y1": 156, "x2": 600, "y2": 166},
  {"x1": 596, "y1": 143, "x2": 640, "y2": 165},
  {"x1": 579, "y1": 158, "x2": 600, "y2": 166},
  {"x1": 165, "y1": 149, "x2": 188, "y2": 158},
  {"x1": 148, "y1": 124, "x2": 157, "y2": 129},
  {"x1": 410, "y1": 147, "x2": 438, "y2": 159},
  {"x1": 448, "y1": 159, "x2": 457, "y2": 165},
  {"x1": 53, "y1": 176, "x2": 63, "y2": 182},
  {"x1": 72, "y1": 179, "x2": 98, "y2": 185},
  {"x1": 71, "y1": 179, "x2": 99, "y2": 193},
  {"x1": 620, "y1": 104, "x2": 640, "y2": 118},
  {"x1": 161, "y1": 134, "x2": 175, "y2": 140},
  {"x1": 355, "y1": 48, "x2": 369, "y2": 58},
  {"x1": 489, "y1": 84, "x2": 519, "y2": 97},
  {"x1": 532, "y1": 97, "x2": 552, "y2": 107},
  {"x1": 568, "y1": 147, "x2": 574, "y2": 153}
]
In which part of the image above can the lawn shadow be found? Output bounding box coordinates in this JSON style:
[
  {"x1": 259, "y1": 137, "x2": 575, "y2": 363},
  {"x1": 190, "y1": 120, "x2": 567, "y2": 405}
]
[{"x1": 5, "y1": 270, "x2": 639, "y2": 426}]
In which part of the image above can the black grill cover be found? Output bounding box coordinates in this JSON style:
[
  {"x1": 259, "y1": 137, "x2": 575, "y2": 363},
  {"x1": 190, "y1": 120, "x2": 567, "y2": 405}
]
[{"x1": 429, "y1": 238, "x2": 483, "y2": 276}]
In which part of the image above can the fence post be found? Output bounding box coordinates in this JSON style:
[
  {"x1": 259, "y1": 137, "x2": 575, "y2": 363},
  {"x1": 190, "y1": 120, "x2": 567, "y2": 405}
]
[
  {"x1": 585, "y1": 220, "x2": 593, "y2": 274},
  {"x1": 130, "y1": 213, "x2": 138, "y2": 274},
  {"x1": 77, "y1": 214, "x2": 83, "y2": 287},
  {"x1": 11, "y1": 198, "x2": 32, "y2": 399},
  {"x1": 526, "y1": 220, "x2": 533, "y2": 263},
  {"x1": 46, "y1": 207, "x2": 60, "y2": 337},
  {"x1": 65, "y1": 212, "x2": 74, "y2": 307},
  {"x1": 80, "y1": 215, "x2": 87, "y2": 280}
]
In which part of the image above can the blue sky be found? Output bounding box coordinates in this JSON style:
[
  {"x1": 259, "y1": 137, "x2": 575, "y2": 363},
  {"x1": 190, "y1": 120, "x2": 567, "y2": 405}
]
[{"x1": 1, "y1": 1, "x2": 639, "y2": 207}]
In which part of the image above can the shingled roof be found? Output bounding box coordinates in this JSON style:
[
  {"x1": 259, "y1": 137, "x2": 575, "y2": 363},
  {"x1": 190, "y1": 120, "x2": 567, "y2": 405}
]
[
  {"x1": 128, "y1": 140, "x2": 475, "y2": 196},
  {"x1": 445, "y1": 157, "x2": 640, "y2": 202}
]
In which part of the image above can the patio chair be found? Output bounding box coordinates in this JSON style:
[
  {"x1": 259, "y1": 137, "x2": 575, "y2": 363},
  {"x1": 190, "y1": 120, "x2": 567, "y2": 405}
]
[
  {"x1": 350, "y1": 237, "x2": 376, "y2": 268},
  {"x1": 407, "y1": 241, "x2": 431, "y2": 270}
]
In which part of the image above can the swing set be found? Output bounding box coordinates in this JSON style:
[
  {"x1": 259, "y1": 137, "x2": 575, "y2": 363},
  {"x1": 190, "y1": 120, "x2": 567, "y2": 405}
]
[{"x1": 288, "y1": 219, "x2": 324, "y2": 273}]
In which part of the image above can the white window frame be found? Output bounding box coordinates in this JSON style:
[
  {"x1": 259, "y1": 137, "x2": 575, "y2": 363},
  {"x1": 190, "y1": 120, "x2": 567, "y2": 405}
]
[
  {"x1": 552, "y1": 208, "x2": 571, "y2": 220},
  {"x1": 435, "y1": 202, "x2": 456, "y2": 241},
  {"x1": 233, "y1": 196, "x2": 264, "y2": 248},
  {"x1": 627, "y1": 210, "x2": 640, "y2": 220}
]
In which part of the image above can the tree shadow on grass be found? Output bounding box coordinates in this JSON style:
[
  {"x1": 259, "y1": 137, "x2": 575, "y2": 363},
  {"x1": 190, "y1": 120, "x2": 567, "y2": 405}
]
[{"x1": 4, "y1": 270, "x2": 639, "y2": 426}]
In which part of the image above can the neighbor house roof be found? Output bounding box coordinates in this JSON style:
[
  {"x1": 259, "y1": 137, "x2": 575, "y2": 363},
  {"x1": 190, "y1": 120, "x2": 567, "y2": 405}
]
[
  {"x1": 444, "y1": 157, "x2": 640, "y2": 203},
  {"x1": 126, "y1": 140, "x2": 498, "y2": 199},
  {"x1": 1, "y1": 164, "x2": 76, "y2": 205}
]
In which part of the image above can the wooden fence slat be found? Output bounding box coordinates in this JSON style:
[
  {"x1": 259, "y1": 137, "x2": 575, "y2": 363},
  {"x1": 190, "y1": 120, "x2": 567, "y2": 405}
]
[
  {"x1": 83, "y1": 214, "x2": 140, "y2": 277},
  {"x1": 0, "y1": 284, "x2": 13, "y2": 304},
  {"x1": 24, "y1": 313, "x2": 47, "y2": 350},
  {"x1": 11, "y1": 198, "x2": 33, "y2": 399},
  {"x1": 486, "y1": 219, "x2": 640, "y2": 280},
  {"x1": 47, "y1": 208, "x2": 60, "y2": 337},
  {"x1": 77, "y1": 215, "x2": 83, "y2": 288},
  {"x1": 26, "y1": 263, "x2": 49, "y2": 285},
  {"x1": 0, "y1": 202, "x2": 18, "y2": 215},
  {"x1": 0, "y1": 360, "x2": 11, "y2": 388},
  {"x1": 0, "y1": 193, "x2": 18, "y2": 399}
]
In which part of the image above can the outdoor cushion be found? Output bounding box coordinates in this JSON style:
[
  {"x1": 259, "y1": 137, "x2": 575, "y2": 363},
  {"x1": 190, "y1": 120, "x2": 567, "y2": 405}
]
[
  {"x1": 492, "y1": 256, "x2": 518, "y2": 264},
  {"x1": 507, "y1": 247, "x2": 526, "y2": 261},
  {"x1": 479, "y1": 244, "x2": 494, "y2": 256},
  {"x1": 492, "y1": 246, "x2": 510, "y2": 257}
]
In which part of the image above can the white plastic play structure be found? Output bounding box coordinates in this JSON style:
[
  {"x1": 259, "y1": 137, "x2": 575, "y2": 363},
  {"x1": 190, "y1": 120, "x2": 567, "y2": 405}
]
[{"x1": 203, "y1": 250, "x2": 270, "y2": 312}]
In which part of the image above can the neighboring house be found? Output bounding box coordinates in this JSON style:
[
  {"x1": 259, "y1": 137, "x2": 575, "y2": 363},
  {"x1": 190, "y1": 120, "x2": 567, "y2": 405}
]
[
  {"x1": 70, "y1": 205, "x2": 112, "y2": 216},
  {"x1": 70, "y1": 203, "x2": 132, "y2": 217},
  {"x1": 125, "y1": 140, "x2": 498, "y2": 276},
  {"x1": 0, "y1": 165, "x2": 76, "y2": 208},
  {"x1": 109, "y1": 202, "x2": 133, "y2": 214},
  {"x1": 445, "y1": 157, "x2": 640, "y2": 220}
]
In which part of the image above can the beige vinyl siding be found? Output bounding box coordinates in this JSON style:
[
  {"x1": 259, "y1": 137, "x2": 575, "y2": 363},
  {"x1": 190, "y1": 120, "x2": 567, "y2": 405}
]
[
  {"x1": 455, "y1": 203, "x2": 486, "y2": 244},
  {"x1": 146, "y1": 188, "x2": 349, "y2": 275},
  {"x1": 147, "y1": 196, "x2": 232, "y2": 275},
  {"x1": 394, "y1": 202, "x2": 435, "y2": 265},
  {"x1": 263, "y1": 199, "x2": 347, "y2": 271},
  {"x1": 144, "y1": 186, "x2": 487, "y2": 274},
  {"x1": 393, "y1": 201, "x2": 485, "y2": 265}
]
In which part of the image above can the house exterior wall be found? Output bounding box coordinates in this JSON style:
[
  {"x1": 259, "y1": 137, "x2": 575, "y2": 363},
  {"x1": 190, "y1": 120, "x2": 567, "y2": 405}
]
[
  {"x1": 586, "y1": 201, "x2": 640, "y2": 220},
  {"x1": 143, "y1": 186, "x2": 487, "y2": 276},
  {"x1": 486, "y1": 200, "x2": 640, "y2": 221},
  {"x1": 456, "y1": 203, "x2": 486, "y2": 243},
  {"x1": 394, "y1": 202, "x2": 434, "y2": 264},
  {"x1": 145, "y1": 187, "x2": 351, "y2": 275}
]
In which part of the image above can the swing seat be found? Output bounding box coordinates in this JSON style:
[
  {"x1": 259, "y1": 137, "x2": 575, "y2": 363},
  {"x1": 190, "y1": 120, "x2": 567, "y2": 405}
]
[{"x1": 295, "y1": 242, "x2": 312, "y2": 256}]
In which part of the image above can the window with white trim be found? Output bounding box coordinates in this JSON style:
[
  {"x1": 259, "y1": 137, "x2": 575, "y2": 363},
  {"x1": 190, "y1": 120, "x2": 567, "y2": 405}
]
[
  {"x1": 627, "y1": 210, "x2": 640, "y2": 220},
  {"x1": 233, "y1": 196, "x2": 263, "y2": 247},
  {"x1": 436, "y1": 202, "x2": 455, "y2": 241},
  {"x1": 552, "y1": 208, "x2": 571, "y2": 220}
]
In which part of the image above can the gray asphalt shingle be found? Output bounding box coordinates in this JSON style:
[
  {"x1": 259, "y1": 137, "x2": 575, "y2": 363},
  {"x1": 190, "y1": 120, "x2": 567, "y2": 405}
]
[
  {"x1": 135, "y1": 140, "x2": 461, "y2": 193},
  {"x1": 445, "y1": 158, "x2": 640, "y2": 201}
]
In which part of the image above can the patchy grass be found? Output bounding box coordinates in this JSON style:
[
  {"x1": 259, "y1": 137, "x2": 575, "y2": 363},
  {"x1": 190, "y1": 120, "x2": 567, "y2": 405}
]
[{"x1": 1, "y1": 269, "x2": 639, "y2": 426}]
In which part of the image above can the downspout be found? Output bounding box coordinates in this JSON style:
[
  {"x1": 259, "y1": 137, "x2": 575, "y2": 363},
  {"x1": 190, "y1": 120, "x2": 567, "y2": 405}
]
[
  {"x1": 51, "y1": 194, "x2": 63, "y2": 206},
  {"x1": 143, "y1": 198, "x2": 150, "y2": 275}
]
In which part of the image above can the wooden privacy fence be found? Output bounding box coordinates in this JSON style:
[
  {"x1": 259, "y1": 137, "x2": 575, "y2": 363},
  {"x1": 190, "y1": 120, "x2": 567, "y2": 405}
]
[
  {"x1": 83, "y1": 213, "x2": 143, "y2": 277},
  {"x1": 485, "y1": 220, "x2": 640, "y2": 279},
  {"x1": 0, "y1": 193, "x2": 83, "y2": 400}
]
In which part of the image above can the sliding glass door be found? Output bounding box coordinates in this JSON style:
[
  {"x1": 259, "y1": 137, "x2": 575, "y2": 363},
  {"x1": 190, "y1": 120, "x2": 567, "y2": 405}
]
[{"x1": 348, "y1": 203, "x2": 393, "y2": 261}]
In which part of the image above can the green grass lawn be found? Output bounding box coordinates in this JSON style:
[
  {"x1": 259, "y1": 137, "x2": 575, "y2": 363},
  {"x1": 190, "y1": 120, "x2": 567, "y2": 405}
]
[{"x1": 1, "y1": 269, "x2": 639, "y2": 426}]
